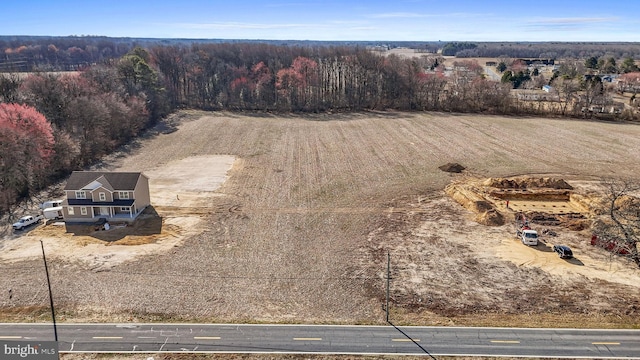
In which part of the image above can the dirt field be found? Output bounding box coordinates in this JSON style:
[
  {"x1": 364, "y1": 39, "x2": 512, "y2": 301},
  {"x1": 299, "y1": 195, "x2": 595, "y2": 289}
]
[{"x1": 1, "y1": 110, "x2": 640, "y2": 328}]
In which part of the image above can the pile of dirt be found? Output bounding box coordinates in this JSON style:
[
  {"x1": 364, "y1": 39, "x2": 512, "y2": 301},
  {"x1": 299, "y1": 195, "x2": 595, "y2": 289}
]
[
  {"x1": 438, "y1": 162, "x2": 465, "y2": 173},
  {"x1": 476, "y1": 209, "x2": 505, "y2": 226},
  {"x1": 444, "y1": 183, "x2": 505, "y2": 226},
  {"x1": 566, "y1": 218, "x2": 590, "y2": 231},
  {"x1": 569, "y1": 193, "x2": 598, "y2": 214},
  {"x1": 483, "y1": 177, "x2": 573, "y2": 190}
]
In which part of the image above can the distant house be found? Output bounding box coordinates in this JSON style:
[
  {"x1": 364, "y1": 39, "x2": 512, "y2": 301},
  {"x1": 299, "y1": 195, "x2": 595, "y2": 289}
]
[
  {"x1": 518, "y1": 58, "x2": 555, "y2": 66},
  {"x1": 542, "y1": 85, "x2": 553, "y2": 92},
  {"x1": 617, "y1": 72, "x2": 640, "y2": 93},
  {"x1": 62, "y1": 171, "x2": 150, "y2": 223},
  {"x1": 601, "y1": 75, "x2": 614, "y2": 82},
  {"x1": 513, "y1": 89, "x2": 559, "y2": 102},
  {"x1": 584, "y1": 74, "x2": 619, "y2": 83}
]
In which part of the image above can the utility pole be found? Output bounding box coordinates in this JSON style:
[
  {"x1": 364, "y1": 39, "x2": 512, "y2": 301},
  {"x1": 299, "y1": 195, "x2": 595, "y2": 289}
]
[
  {"x1": 40, "y1": 240, "x2": 58, "y2": 341},
  {"x1": 386, "y1": 251, "x2": 390, "y2": 323}
]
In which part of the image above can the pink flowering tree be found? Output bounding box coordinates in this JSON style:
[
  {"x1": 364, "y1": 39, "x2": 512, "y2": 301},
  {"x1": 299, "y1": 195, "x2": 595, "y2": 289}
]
[{"x1": 0, "y1": 103, "x2": 54, "y2": 211}]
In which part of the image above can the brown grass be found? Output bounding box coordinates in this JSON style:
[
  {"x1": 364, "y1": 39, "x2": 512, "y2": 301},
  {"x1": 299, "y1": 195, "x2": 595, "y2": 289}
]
[{"x1": 2, "y1": 110, "x2": 640, "y2": 327}]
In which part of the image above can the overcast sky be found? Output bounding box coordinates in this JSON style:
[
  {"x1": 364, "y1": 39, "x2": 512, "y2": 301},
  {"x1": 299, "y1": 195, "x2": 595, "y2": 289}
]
[{"x1": 3, "y1": 0, "x2": 639, "y2": 41}]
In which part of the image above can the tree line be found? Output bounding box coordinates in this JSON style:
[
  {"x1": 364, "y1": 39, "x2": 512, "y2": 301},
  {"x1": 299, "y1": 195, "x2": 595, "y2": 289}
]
[
  {"x1": 0, "y1": 36, "x2": 144, "y2": 72},
  {"x1": 0, "y1": 47, "x2": 167, "y2": 213},
  {"x1": 454, "y1": 42, "x2": 640, "y2": 60},
  {"x1": 4, "y1": 36, "x2": 640, "y2": 73},
  {"x1": 1, "y1": 42, "x2": 640, "y2": 214},
  {"x1": 149, "y1": 43, "x2": 516, "y2": 113},
  {"x1": 149, "y1": 43, "x2": 639, "y2": 117}
]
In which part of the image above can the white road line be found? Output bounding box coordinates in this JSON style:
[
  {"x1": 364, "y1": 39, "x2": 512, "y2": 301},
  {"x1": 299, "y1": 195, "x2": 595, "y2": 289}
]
[
  {"x1": 392, "y1": 338, "x2": 420, "y2": 342},
  {"x1": 490, "y1": 340, "x2": 520, "y2": 344}
]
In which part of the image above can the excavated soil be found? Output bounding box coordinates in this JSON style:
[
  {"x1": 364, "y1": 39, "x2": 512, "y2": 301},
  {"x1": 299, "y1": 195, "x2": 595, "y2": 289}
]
[{"x1": 445, "y1": 176, "x2": 594, "y2": 227}]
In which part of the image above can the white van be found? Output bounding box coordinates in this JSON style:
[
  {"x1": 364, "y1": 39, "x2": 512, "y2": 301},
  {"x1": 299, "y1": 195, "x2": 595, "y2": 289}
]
[{"x1": 520, "y1": 229, "x2": 539, "y2": 246}]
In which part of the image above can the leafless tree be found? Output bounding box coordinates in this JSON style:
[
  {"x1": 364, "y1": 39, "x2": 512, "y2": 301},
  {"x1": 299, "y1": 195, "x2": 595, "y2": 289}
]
[
  {"x1": 552, "y1": 77, "x2": 580, "y2": 116},
  {"x1": 593, "y1": 179, "x2": 640, "y2": 268}
]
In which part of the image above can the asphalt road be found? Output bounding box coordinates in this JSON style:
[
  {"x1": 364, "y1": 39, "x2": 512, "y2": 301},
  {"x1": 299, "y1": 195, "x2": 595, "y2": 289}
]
[
  {"x1": 1, "y1": 323, "x2": 639, "y2": 358},
  {"x1": 484, "y1": 66, "x2": 502, "y2": 81}
]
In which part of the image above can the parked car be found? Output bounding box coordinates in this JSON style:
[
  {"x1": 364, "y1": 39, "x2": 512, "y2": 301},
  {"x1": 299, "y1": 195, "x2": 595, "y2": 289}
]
[{"x1": 553, "y1": 245, "x2": 573, "y2": 259}]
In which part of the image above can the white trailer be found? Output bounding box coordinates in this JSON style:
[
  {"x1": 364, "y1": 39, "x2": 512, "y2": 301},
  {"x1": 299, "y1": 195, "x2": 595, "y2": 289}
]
[
  {"x1": 40, "y1": 200, "x2": 63, "y2": 210},
  {"x1": 43, "y1": 206, "x2": 64, "y2": 220}
]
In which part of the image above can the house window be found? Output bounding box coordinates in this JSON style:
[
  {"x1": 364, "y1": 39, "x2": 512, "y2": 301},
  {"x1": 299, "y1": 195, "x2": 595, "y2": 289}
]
[
  {"x1": 68, "y1": 207, "x2": 75, "y2": 215},
  {"x1": 99, "y1": 192, "x2": 106, "y2": 201},
  {"x1": 121, "y1": 207, "x2": 131, "y2": 211},
  {"x1": 80, "y1": 207, "x2": 87, "y2": 215},
  {"x1": 119, "y1": 191, "x2": 130, "y2": 199},
  {"x1": 76, "y1": 191, "x2": 86, "y2": 199}
]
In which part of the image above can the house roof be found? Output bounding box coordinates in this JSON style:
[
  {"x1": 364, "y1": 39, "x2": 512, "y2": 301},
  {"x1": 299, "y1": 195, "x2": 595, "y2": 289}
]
[{"x1": 64, "y1": 171, "x2": 145, "y2": 191}]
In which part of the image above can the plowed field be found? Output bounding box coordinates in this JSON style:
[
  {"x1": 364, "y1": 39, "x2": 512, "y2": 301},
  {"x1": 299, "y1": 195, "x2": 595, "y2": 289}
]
[{"x1": 1, "y1": 110, "x2": 639, "y2": 327}]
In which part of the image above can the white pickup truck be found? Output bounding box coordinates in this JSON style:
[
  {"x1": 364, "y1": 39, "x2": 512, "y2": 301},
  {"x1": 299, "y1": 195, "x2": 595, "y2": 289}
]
[{"x1": 12, "y1": 215, "x2": 43, "y2": 230}]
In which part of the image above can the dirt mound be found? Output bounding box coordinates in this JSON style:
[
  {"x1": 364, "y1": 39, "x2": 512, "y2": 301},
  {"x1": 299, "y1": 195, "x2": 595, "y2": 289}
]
[
  {"x1": 569, "y1": 193, "x2": 599, "y2": 214},
  {"x1": 444, "y1": 183, "x2": 505, "y2": 226},
  {"x1": 438, "y1": 162, "x2": 465, "y2": 173},
  {"x1": 476, "y1": 209, "x2": 505, "y2": 226},
  {"x1": 473, "y1": 200, "x2": 493, "y2": 212},
  {"x1": 566, "y1": 219, "x2": 590, "y2": 231},
  {"x1": 483, "y1": 177, "x2": 573, "y2": 190}
]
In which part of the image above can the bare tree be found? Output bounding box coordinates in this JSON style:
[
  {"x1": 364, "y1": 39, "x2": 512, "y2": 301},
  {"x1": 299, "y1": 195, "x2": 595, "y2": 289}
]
[
  {"x1": 593, "y1": 179, "x2": 640, "y2": 268},
  {"x1": 579, "y1": 76, "x2": 606, "y2": 117},
  {"x1": 552, "y1": 77, "x2": 580, "y2": 115}
]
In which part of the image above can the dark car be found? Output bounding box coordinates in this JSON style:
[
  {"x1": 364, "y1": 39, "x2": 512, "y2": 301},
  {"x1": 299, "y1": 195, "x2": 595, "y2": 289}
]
[{"x1": 553, "y1": 245, "x2": 573, "y2": 259}]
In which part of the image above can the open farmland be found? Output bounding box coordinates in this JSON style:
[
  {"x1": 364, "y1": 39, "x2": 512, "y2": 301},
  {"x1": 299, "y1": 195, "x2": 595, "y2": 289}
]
[{"x1": 1, "y1": 110, "x2": 640, "y2": 327}]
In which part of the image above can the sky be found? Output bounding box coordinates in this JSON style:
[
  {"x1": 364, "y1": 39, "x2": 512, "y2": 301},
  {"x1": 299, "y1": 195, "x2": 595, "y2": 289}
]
[{"x1": 2, "y1": 0, "x2": 640, "y2": 42}]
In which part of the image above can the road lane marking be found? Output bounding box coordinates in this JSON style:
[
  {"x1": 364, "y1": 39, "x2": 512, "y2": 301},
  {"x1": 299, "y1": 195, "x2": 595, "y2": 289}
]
[
  {"x1": 194, "y1": 336, "x2": 221, "y2": 340},
  {"x1": 137, "y1": 336, "x2": 157, "y2": 339},
  {"x1": 593, "y1": 342, "x2": 620, "y2": 345},
  {"x1": 293, "y1": 337, "x2": 322, "y2": 341},
  {"x1": 392, "y1": 338, "x2": 420, "y2": 342},
  {"x1": 0, "y1": 336, "x2": 22, "y2": 339},
  {"x1": 92, "y1": 336, "x2": 123, "y2": 339},
  {"x1": 491, "y1": 340, "x2": 520, "y2": 344}
]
